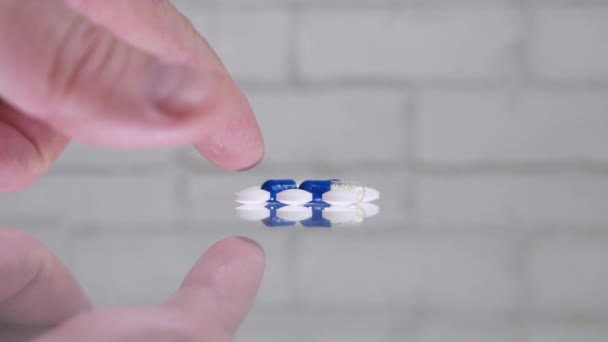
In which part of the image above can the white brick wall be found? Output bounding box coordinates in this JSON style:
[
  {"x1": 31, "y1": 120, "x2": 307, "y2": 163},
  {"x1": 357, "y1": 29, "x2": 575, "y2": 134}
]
[
  {"x1": 297, "y1": 9, "x2": 520, "y2": 81},
  {"x1": 294, "y1": 235, "x2": 420, "y2": 307},
  {"x1": 528, "y1": 324, "x2": 608, "y2": 342},
  {"x1": 411, "y1": 237, "x2": 519, "y2": 312},
  {"x1": 531, "y1": 9, "x2": 608, "y2": 81},
  {"x1": 237, "y1": 311, "x2": 402, "y2": 342},
  {"x1": 417, "y1": 90, "x2": 608, "y2": 164},
  {"x1": 530, "y1": 236, "x2": 608, "y2": 313},
  {"x1": 417, "y1": 174, "x2": 608, "y2": 227},
  {"x1": 294, "y1": 234, "x2": 518, "y2": 312},
  {"x1": 248, "y1": 89, "x2": 409, "y2": 163},
  {"x1": 0, "y1": 175, "x2": 180, "y2": 225},
  {"x1": 205, "y1": 10, "x2": 291, "y2": 83},
  {"x1": 416, "y1": 318, "x2": 518, "y2": 342},
  {"x1": 3, "y1": 0, "x2": 608, "y2": 340}
]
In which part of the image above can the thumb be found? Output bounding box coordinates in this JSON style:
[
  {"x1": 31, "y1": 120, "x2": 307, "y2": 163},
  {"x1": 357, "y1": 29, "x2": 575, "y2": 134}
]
[{"x1": 0, "y1": 0, "x2": 261, "y2": 152}]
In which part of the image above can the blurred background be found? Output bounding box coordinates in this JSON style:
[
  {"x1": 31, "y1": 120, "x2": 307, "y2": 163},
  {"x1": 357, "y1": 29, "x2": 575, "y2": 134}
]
[{"x1": 2, "y1": 0, "x2": 608, "y2": 341}]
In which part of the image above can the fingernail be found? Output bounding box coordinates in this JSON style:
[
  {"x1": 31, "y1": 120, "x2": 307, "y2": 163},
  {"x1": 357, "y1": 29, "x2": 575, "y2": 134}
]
[
  {"x1": 236, "y1": 236, "x2": 264, "y2": 251},
  {"x1": 145, "y1": 62, "x2": 218, "y2": 115}
]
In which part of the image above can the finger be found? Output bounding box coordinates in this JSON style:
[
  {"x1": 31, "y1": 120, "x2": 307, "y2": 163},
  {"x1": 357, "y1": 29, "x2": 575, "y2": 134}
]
[
  {"x1": 65, "y1": 0, "x2": 265, "y2": 170},
  {"x1": 0, "y1": 0, "x2": 261, "y2": 165},
  {"x1": 33, "y1": 237, "x2": 264, "y2": 342},
  {"x1": 0, "y1": 323, "x2": 47, "y2": 342},
  {"x1": 0, "y1": 102, "x2": 69, "y2": 193},
  {"x1": 0, "y1": 229, "x2": 91, "y2": 326},
  {"x1": 166, "y1": 237, "x2": 266, "y2": 335},
  {"x1": 66, "y1": 0, "x2": 214, "y2": 65},
  {"x1": 32, "y1": 308, "x2": 217, "y2": 342}
]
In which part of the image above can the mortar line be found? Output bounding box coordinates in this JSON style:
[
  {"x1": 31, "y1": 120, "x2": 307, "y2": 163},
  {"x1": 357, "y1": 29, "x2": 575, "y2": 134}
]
[
  {"x1": 286, "y1": 1, "x2": 300, "y2": 87},
  {"x1": 404, "y1": 87, "x2": 419, "y2": 229}
]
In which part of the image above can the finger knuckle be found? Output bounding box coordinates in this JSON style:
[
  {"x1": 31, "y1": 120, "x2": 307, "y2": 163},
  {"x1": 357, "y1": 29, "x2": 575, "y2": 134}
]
[{"x1": 45, "y1": 15, "x2": 124, "y2": 102}]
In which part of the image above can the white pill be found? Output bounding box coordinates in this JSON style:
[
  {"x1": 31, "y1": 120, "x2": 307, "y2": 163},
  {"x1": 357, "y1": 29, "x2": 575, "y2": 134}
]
[
  {"x1": 323, "y1": 205, "x2": 358, "y2": 223},
  {"x1": 359, "y1": 202, "x2": 380, "y2": 218},
  {"x1": 235, "y1": 204, "x2": 270, "y2": 220},
  {"x1": 277, "y1": 205, "x2": 312, "y2": 221},
  {"x1": 363, "y1": 187, "x2": 380, "y2": 202},
  {"x1": 323, "y1": 189, "x2": 359, "y2": 206},
  {"x1": 276, "y1": 189, "x2": 312, "y2": 205},
  {"x1": 235, "y1": 188, "x2": 270, "y2": 204}
]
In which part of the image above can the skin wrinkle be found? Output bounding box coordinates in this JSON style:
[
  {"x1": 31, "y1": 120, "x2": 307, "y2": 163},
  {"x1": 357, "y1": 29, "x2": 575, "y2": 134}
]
[
  {"x1": 0, "y1": 100, "x2": 69, "y2": 192},
  {"x1": 0, "y1": 102, "x2": 46, "y2": 174},
  {"x1": 61, "y1": 22, "x2": 109, "y2": 102},
  {"x1": 0, "y1": 248, "x2": 48, "y2": 313},
  {"x1": 47, "y1": 12, "x2": 83, "y2": 107}
]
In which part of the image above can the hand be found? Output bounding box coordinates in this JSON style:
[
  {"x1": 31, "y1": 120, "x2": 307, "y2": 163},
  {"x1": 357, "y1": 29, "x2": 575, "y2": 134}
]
[
  {"x1": 0, "y1": 229, "x2": 265, "y2": 342},
  {"x1": 0, "y1": 0, "x2": 265, "y2": 192}
]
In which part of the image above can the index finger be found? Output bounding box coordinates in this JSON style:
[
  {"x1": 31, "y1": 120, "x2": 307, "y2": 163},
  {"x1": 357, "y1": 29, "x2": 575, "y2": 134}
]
[
  {"x1": 165, "y1": 237, "x2": 266, "y2": 334},
  {"x1": 66, "y1": 0, "x2": 265, "y2": 171},
  {"x1": 0, "y1": 229, "x2": 91, "y2": 326}
]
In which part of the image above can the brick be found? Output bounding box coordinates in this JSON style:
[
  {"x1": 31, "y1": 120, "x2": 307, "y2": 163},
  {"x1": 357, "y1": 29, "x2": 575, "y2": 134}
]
[
  {"x1": 530, "y1": 236, "x2": 608, "y2": 313},
  {"x1": 531, "y1": 9, "x2": 608, "y2": 80},
  {"x1": 237, "y1": 311, "x2": 402, "y2": 342},
  {"x1": 293, "y1": 0, "x2": 512, "y2": 5},
  {"x1": 531, "y1": 0, "x2": 607, "y2": 4},
  {"x1": 417, "y1": 318, "x2": 518, "y2": 342},
  {"x1": 204, "y1": 10, "x2": 291, "y2": 82},
  {"x1": 415, "y1": 237, "x2": 518, "y2": 312},
  {"x1": 417, "y1": 90, "x2": 608, "y2": 164},
  {"x1": 173, "y1": 0, "x2": 289, "y2": 9},
  {"x1": 528, "y1": 324, "x2": 608, "y2": 342},
  {"x1": 0, "y1": 176, "x2": 179, "y2": 225},
  {"x1": 73, "y1": 231, "x2": 290, "y2": 307},
  {"x1": 183, "y1": 167, "x2": 409, "y2": 225},
  {"x1": 249, "y1": 89, "x2": 408, "y2": 162},
  {"x1": 295, "y1": 235, "x2": 418, "y2": 306},
  {"x1": 54, "y1": 142, "x2": 176, "y2": 169},
  {"x1": 417, "y1": 174, "x2": 608, "y2": 227},
  {"x1": 295, "y1": 235, "x2": 518, "y2": 311},
  {"x1": 297, "y1": 9, "x2": 520, "y2": 81},
  {"x1": 292, "y1": 0, "x2": 396, "y2": 6}
]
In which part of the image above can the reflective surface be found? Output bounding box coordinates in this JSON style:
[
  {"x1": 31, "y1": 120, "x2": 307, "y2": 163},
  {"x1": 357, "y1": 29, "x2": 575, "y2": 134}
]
[
  {"x1": 3, "y1": 165, "x2": 607, "y2": 341},
  {"x1": 235, "y1": 202, "x2": 380, "y2": 228}
]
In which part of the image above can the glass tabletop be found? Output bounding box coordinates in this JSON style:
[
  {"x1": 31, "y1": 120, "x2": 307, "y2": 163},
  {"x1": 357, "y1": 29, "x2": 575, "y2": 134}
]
[{"x1": 2, "y1": 148, "x2": 605, "y2": 341}]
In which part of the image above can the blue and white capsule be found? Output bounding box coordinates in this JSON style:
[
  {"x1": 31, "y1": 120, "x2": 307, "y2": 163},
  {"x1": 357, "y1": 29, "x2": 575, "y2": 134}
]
[{"x1": 235, "y1": 179, "x2": 380, "y2": 205}]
